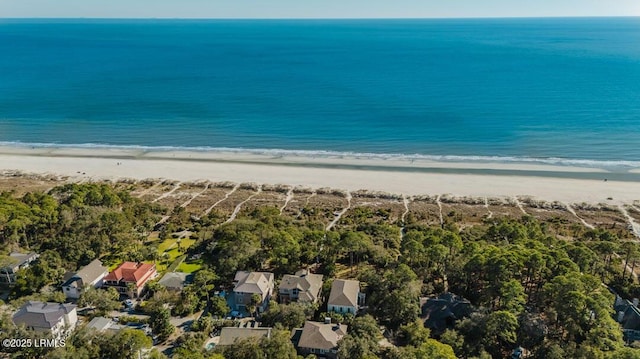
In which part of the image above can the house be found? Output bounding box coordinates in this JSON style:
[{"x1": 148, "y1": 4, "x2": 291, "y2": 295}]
[
  {"x1": 12, "y1": 301, "x2": 77, "y2": 339},
  {"x1": 296, "y1": 320, "x2": 347, "y2": 359},
  {"x1": 158, "y1": 272, "x2": 192, "y2": 291},
  {"x1": 0, "y1": 252, "x2": 39, "y2": 286},
  {"x1": 327, "y1": 279, "x2": 360, "y2": 315},
  {"x1": 102, "y1": 262, "x2": 157, "y2": 298},
  {"x1": 279, "y1": 269, "x2": 323, "y2": 304},
  {"x1": 421, "y1": 292, "x2": 472, "y2": 334},
  {"x1": 614, "y1": 295, "x2": 640, "y2": 342},
  {"x1": 61, "y1": 259, "x2": 109, "y2": 299},
  {"x1": 233, "y1": 271, "x2": 274, "y2": 313},
  {"x1": 218, "y1": 326, "x2": 272, "y2": 346},
  {"x1": 86, "y1": 316, "x2": 125, "y2": 333}
]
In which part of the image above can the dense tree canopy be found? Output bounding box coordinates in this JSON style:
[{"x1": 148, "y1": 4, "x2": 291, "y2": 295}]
[{"x1": 2, "y1": 182, "x2": 640, "y2": 358}]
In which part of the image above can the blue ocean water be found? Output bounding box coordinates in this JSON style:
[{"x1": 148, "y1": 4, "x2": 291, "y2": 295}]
[{"x1": 0, "y1": 18, "x2": 639, "y2": 166}]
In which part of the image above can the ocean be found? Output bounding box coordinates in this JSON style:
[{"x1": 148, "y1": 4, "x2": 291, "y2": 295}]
[{"x1": 1, "y1": 18, "x2": 639, "y2": 168}]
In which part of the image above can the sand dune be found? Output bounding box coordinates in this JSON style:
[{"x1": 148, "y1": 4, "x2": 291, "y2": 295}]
[{"x1": 0, "y1": 146, "x2": 638, "y2": 205}]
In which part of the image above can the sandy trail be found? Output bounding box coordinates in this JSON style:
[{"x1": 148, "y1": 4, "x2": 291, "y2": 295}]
[
  {"x1": 152, "y1": 182, "x2": 182, "y2": 203},
  {"x1": 326, "y1": 191, "x2": 352, "y2": 231},
  {"x1": 201, "y1": 184, "x2": 239, "y2": 217},
  {"x1": 224, "y1": 186, "x2": 262, "y2": 224},
  {"x1": 280, "y1": 188, "x2": 294, "y2": 215}
]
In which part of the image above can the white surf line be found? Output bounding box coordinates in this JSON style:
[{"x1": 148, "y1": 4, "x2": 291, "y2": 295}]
[
  {"x1": 563, "y1": 202, "x2": 595, "y2": 230},
  {"x1": 326, "y1": 191, "x2": 352, "y2": 231},
  {"x1": 513, "y1": 196, "x2": 527, "y2": 215},
  {"x1": 201, "y1": 183, "x2": 240, "y2": 217},
  {"x1": 279, "y1": 188, "x2": 294, "y2": 215},
  {"x1": 619, "y1": 205, "x2": 640, "y2": 239},
  {"x1": 180, "y1": 183, "x2": 210, "y2": 208},
  {"x1": 484, "y1": 197, "x2": 493, "y2": 219},
  {"x1": 224, "y1": 185, "x2": 262, "y2": 224},
  {"x1": 152, "y1": 182, "x2": 182, "y2": 203},
  {"x1": 436, "y1": 195, "x2": 444, "y2": 227},
  {"x1": 136, "y1": 182, "x2": 161, "y2": 198}
]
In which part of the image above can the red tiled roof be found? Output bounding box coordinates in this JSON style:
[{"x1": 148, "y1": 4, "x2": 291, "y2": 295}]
[{"x1": 104, "y1": 262, "x2": 155, "y2": 286}]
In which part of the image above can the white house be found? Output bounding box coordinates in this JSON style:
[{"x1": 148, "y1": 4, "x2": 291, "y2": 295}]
[
  {"x1": 61, "y1": 259, "x2": 109, "y2": 299},
  {"x1": 327, "y1": 279, "x2": 360, "y2": 315},
  {"x1": 13, "y1": 301, "x2": 78, "y2": 339}
]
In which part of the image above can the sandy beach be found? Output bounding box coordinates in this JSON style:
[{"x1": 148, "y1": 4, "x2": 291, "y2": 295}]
[{"x1": 0, "y1": 146, "x2": 638, "y2": 205}]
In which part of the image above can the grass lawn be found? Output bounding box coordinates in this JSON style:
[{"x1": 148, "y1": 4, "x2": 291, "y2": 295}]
[
  {"x1": 145, "y1": 231, "x2": 160, "y2": 243},
  {"x1": 180, "y1": 237, "x2": 197, "y2": 248},
  {"x1": 107, "y1": 261, "x2": 122, "y2": 271},
  {"x1": 152, "y1": 234, "x2": 200, "y2": 274},
  {"x1": 177, "y1": 259, "x2": 203, "y2": 273},
  {"x1": 165, "y1": 248, "x2": 182, "y2": 262},
  {"x1": 157, "y1": 238, "x2": 177, "y2": 253}
]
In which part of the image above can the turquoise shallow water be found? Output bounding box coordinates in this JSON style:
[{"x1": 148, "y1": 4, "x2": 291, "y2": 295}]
[{"x1": 0, "y1": 18, "x2": 639, "y2": 166}]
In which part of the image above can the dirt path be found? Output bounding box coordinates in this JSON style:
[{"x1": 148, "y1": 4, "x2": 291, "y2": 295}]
[
  {"x1": 152, "y1": 182, "x2": 182, "y2": 203},
  {"x1": 280, "y1": 188, "x2": 294, "y2": 215},
  {"x1": 564, "y1": 202, "x2": 595, "y2": 229},
  {"x1": 436, "y1": 195, "x2": 444, "y2": 227},
  {"x1": 619, "y1": 205, "x2": 640, "y2": 239},
  {"x1": 513, "y1": 196, "x2": 527, "y2": 215},
  {"x1": 326, "y1": 191, "x2": 352, "y2": 231},
  {"x1": 400, "y1": 195, "x2": 411, "y2": 238},
  {"x1": 136, "y1": 182, "x2": 161, "y2": 198},
  {"x1": 484, "y1": 197, "x2": 493, "y2": 219},
  {"x1": 224, "y1": 186, "x2": 262, "y2": 224},
  {"x1": 304, "y1": 191, "x2": 316, "y2": 206},
  {"x1": 201, "y1": 184, "x2": 240, "y2": 217},
  {"x1": 180, "y1": 183, "x2": 210, "y2": 208}
]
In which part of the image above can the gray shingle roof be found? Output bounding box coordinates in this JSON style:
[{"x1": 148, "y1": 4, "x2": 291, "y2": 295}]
[
  {"x1": 158, "y1": 272, "x2": 189, "y2": 290},
  {"x1": 297, "y1": 321, "x2": 347, "y2": 351},
  {"x1": 13, "y1": 301, "x2": 76, "y2": 330},
  {"x1": 328, "y1": 279, "x2": 359, "y2": 308},
  {"x1": 218, "y1": 327, "x2": 272, "y2": 346},
  {"x1": 421, "y1": 293, "x2": 472, "y2": 333},
  {"x1": 1, "y1": 252, "x2": 38, "y2": 271},
  {"x1": 62, "y1": 259, "x2": 108, "y2": 288},
  {"x1": 279, "y1": 270, "x2": 323, "y2": 302},
  {"x1": 234, "y1": 271, "x2": 274, "y2": 296},
  {"x1": 86, "y1": 316, "x2": 125, "y2": 332}
]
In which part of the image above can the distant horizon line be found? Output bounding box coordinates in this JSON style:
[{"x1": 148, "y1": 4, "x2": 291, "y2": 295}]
[{"x1": 1, "y1": 15, "x2": 639, "y2": 21}]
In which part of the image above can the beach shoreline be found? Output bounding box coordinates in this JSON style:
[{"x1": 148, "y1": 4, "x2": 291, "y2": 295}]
[{"x1": 1, "y1": 145, "x2": 638, "y2": 205}]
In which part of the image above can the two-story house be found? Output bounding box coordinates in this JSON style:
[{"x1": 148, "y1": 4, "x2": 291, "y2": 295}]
[
  {"x1": 327, "y1": 279, "x2": 360, "y2": 315},
  {"x1": 61, "y1": 259, "x2": 109, "y2": 299},
  {"x1": 279, "y1": 269, "x2": 323, "y2": 304},
  {"x1": 296, "y1": 320, "x2": 348, "y2": 359},
  {"x1": 0, "y1": 252, "x2": 39, "y2": 286},
  {"x1": 102, "y1": 262, "x2": 157, "y2": 298},
  {"x1": 13, "y1": 301, "x2": 78, "y2": 339},
  {"x1": 233, "y1": 271, "x2": 274, "y2": 314}
]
